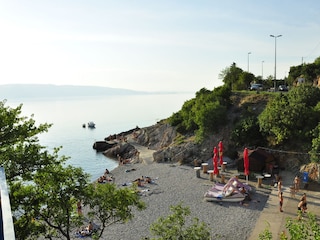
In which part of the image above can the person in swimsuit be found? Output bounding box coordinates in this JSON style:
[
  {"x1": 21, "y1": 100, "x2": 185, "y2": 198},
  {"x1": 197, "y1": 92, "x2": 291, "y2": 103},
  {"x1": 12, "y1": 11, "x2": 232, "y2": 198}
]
[{"x1": 278, "y1": 191, "x2": 283, "y2": 212}]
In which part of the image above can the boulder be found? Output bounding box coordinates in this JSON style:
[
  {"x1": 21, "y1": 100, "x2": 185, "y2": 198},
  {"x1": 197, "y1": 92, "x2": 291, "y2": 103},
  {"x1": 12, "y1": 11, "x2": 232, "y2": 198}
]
[
  {"x1": 93, "y1": 141, "x2": 117, "y2": 152},
  {"x1": 103, "y1": 143, "x2": 137, "y2": 160}
]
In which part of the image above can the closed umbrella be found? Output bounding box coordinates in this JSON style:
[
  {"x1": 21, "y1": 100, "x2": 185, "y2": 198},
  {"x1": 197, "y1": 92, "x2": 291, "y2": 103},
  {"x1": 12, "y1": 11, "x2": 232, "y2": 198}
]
[
  {"x1": 213, "y1": 147, "x2": 219, "y2": 176},
  {"x1": 244, "y1": 148, "x2": 249, "y2": 182},
  {"x1": 218, "y1": 141, "x2": 223, "y2": 166}
]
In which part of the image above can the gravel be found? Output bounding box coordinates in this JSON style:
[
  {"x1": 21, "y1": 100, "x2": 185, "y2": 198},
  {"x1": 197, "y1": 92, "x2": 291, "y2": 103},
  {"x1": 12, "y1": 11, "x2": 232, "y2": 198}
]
[{"x1": 91, "y1": 162, "x2": 270, "y2": 240}]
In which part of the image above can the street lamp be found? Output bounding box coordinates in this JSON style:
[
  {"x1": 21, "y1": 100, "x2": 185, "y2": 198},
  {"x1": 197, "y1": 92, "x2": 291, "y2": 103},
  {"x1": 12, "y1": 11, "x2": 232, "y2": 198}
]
[
  {"x1": 270, "y1": 34, "x2": 282, "y2": 91},
  {"x1": 262, "y1": 60, "x2": 264, "y2": 80},
  {"x1": 247, "y1": 52, "x2": 251, "y2": 72}
]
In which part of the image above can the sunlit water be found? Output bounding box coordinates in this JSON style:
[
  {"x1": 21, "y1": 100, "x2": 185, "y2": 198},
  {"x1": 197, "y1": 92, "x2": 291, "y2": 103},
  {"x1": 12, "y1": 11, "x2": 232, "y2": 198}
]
[{"x1": 6, "y1": 93, "x2": 194, "y2": 181}]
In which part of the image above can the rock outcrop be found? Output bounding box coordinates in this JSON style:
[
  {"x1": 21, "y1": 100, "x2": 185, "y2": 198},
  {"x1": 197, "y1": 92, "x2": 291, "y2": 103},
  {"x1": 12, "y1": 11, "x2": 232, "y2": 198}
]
[
  {"x1": 101, "y1": 121, "x2": 211, "y2": 166},
  {"x1": 103, "y1": 142, "x2": 138, "y2": 161},
  {"x1": 93, "y1": 141, "x2": 117, "y2": 152}
]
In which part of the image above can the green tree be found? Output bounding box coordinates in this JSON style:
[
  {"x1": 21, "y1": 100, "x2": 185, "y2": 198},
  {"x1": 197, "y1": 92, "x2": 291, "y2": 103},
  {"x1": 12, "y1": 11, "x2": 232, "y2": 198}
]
[
  {"x1": 0, "y1": 100, "x2": 56, "y2": 182},
  {"x1": 0, "y1": 100, "x2": 146, "y2": 239},
  {"x1": 258, "y1": 86, "x2": 320, "y2": 148},
  {"x1": 12, "y1": 164, "x2": 90, "y2": 239},
  {"x1": 220, "y1": 62, "x2": 243, "y2": 90},
  {"x1": 235, "y1": 72, "x2": 256, "y2": 90},
  {"x1": 287, "y1": 84, "x2": 320, "y2": 107},
  {"x1": 168, "y1": 87, "x2": 229, "y2": 141},
  {"x1": 194, "y1": 100, "x2": 226, "y2": 141},
  {"x1": 309, "y1": 121, "x2": 320, "y2": 163},
  {"x1": 231, "y1": 116, "x2": 264, "y2": 147},
  {"x1": 288, "y1": 56, "x2": 320, "y2": 85},
  {"x1": 149, "y1": 203, "x2": 211, "y2": 240},
  {"x1": 84, "y1": 183, "x2": 146, "y2": 238}
]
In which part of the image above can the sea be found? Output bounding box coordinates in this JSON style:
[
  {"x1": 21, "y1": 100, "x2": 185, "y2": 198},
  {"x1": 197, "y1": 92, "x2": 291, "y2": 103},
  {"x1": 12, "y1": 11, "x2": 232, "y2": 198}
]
[{"x1": 6, "y1": 93, "x2": 194, "y2": 181}]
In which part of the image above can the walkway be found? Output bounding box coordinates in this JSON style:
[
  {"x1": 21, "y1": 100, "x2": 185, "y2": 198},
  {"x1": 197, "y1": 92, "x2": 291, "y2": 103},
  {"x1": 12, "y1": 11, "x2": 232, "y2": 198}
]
[{"x1": 249, "y1": 171, "x2": 320, "y2": 239}]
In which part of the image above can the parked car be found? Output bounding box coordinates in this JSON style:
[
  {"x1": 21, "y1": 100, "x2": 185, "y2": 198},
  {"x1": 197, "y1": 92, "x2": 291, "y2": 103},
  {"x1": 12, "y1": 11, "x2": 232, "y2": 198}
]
[
  {"x1": 250, "y1": 83, "x2": 264, "y2": 91},
  {"x1": 278, "y1": 85, "x2": 288, "y2": 92}
]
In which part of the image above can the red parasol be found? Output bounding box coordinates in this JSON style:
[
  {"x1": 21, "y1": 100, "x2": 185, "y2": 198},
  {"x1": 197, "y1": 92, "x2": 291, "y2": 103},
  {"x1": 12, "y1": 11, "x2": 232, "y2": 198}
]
[
  {"x1": 218, "y1": 141, "x2": 223, "y2": 166},
  {"x1": 213, "y1": 147, "x2": 219, "y2": 175},
  {"x1": 243, "y1": 148, "x2": 249, "y2": 181}
]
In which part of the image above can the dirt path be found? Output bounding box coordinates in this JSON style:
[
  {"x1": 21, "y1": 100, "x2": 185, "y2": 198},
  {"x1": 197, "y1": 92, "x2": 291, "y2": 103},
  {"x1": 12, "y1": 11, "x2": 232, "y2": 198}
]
[
  {"x1": 125, "y1": 134, "x2": 155, "y2": 165},
  {"x1": 129, "y1": 141, "x2": 155, "y2": 164}
]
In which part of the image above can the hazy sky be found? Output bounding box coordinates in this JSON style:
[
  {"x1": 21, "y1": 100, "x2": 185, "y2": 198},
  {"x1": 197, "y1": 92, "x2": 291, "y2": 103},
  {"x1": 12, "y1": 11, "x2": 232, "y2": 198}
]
[{"x1": 1, "y1": 1, "x2": 319, "y2": 93}]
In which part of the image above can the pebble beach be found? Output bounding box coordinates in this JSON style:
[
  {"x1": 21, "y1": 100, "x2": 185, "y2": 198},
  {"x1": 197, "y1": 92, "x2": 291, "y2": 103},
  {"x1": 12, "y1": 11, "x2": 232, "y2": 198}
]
[{"x1": 98, "y1": 161, "x2": 271, "y2": 240}]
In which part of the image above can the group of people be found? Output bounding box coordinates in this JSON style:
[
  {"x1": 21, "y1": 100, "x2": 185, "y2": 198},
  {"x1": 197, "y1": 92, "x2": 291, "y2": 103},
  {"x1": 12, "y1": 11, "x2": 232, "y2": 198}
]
[
  {"x1": 75, "y1": 201, "x2": 94, "y2": 237},
  {"x1": 133, "y1": 176, "x2": 155, "y2": 187},
  {"x1": 277, "y1": 174, "x2": 308, "y2": 218},
  {"x1": 76, "y1": 221, "x2": 94, "y2": 237},
  {"x1": 97, "y1": 168, "x2": 113, "y2": 183},
  {"x1": 117, "y1": 152, "x2": 140, "y2": 165}
]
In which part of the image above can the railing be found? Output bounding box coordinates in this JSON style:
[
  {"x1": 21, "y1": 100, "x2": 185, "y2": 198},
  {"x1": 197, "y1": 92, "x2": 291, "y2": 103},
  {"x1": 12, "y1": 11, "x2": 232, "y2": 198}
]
[{"x1": 0, "y1": 167, "x2": 15, "y2": 239}]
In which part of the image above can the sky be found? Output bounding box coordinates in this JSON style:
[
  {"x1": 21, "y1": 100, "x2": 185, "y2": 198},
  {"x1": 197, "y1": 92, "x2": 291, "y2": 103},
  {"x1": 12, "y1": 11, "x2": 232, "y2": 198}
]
[{"x1": 0, "y1": 1, "x2": 320, "y2": 93}]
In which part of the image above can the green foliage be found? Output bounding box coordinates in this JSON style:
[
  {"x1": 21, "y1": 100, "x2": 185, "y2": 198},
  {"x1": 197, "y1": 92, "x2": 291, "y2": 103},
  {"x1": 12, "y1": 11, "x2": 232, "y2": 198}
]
[
  {"x1": 258, "y1": 86, "x2": 320, "y2": 147},
  {"x1": 285, "y1": 212, "x2": 320, "y2": 239},
  {"x1": 309, "y1": 123, "x2": 320, "y2": 163},
  {"x1": 309, "y1": 101, "x2": 320, "y2": 162},
  {"x1": 258, "y1": 222, "x2": 272, "y2": 240},
  {"x1": 287, "y1": 85, "x2": 320, "y2": 106},
  {"x1": 288, "y1": 57, "x2": 320, "y2": 85},
  {"x1": 173, "y1": 134, "x2": 186, "y2": 145},
  {"x1": 13, "y1": 164, "x2": 90, "y2": 239},
  {"x1": 168, "y1": 87, "x2": 230, "y2": 142},
  {"x1": 231, "y1": 116, "x2": 264, "y2": 147},
  {"x1": 219, "y1": 62, "x2": 244, "y2": 90},
  {"x1": 149, "y1": 203, "x2": 211, "y2": 240},
  {"x1": 235, "y1": 72, "x2": 255, "y2": 90},
  {"x1": 84, "y1": 183, "x2": 146, "y2": 238},
  {"x1": 260, "y1": 212, "x2": 320, "y2": 240},
  {"x1": 0, "y1": 100, "x2": 56, "y2": 182},
  {"x1": 0, "y1": 100, "x2": 145, "y2": 239}
]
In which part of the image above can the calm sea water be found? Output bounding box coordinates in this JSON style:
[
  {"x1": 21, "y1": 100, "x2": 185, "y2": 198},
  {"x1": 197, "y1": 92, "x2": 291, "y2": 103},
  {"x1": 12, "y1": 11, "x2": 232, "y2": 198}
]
[{"x1": 6, "y1": 93, "x2": 194, "y2": 181}]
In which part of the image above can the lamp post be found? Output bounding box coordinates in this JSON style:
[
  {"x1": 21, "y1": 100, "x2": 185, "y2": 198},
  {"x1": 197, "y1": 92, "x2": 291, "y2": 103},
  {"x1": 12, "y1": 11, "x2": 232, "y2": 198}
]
[
  {"x1": 270, "y1": 34, "x2": 282, "y2": 91},
  {"x1": 262, "y1": 60, "x2": 264, "y2": 80},
  {"x1": 247, "y1": 52, "x2": 251, "y2": 72}
]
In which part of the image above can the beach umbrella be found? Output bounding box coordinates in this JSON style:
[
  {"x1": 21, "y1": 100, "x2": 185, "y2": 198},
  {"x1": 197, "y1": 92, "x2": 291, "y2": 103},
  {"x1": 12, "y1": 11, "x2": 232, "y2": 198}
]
[
  {"x1": 213, "y1": 147, "x2": 219, "y2": 176},
  {"x1": 218, "y1": 141, "x2": 223, "y2": 166},
  {"x1": 243, "y1": 148, "x2": 249, "y2": 182}
]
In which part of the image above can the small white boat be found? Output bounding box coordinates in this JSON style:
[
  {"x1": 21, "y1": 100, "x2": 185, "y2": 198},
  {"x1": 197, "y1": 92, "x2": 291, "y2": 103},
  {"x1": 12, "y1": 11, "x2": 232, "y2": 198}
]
[{"x1": 88, "y1": 121, "x2": 96, "y2": 128}]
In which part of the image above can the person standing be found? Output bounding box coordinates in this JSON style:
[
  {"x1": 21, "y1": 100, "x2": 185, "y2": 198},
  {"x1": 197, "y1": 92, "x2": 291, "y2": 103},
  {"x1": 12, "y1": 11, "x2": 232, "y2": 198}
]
[
  {"x1": 277, "y1": 176, "x2": 282, "y2": 192},
  {"x1": 297, "y1": 193, "x2": 307, "y2": 219},
  {"x1": 300, "y1": 193, "x2": 307, "y2": 212},
  {"x1": 77, "y1": 200, "x2": 82, "y2": 216},
  {"x1": 294, "y1": 176, "x2": 300, "y2": 193},
  {"x1": 278, "y1": 191, "x2": 284, "y2": 212}
]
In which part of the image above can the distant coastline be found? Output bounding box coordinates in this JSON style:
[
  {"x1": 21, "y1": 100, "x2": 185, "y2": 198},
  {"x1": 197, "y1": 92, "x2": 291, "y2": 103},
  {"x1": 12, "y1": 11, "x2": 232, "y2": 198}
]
[{"x1": 0, "y1": 84, "x2": 191, "y2": 100}]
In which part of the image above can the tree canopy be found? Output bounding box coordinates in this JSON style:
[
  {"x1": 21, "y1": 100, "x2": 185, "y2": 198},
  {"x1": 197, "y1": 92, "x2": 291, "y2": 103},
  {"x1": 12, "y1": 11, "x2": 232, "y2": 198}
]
[
  {"x1": 168, "y1": 86, "x2": 231, "y2": 141},
  {"x1": 0, "y1": 100, "x2": 145, "y2": 239},
  {"x1": 149, "y1": 203, "x2": 211, "y2": 240},
  {"x1": 258, "y1": 85, "x2": 320, "y2": 149}
]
